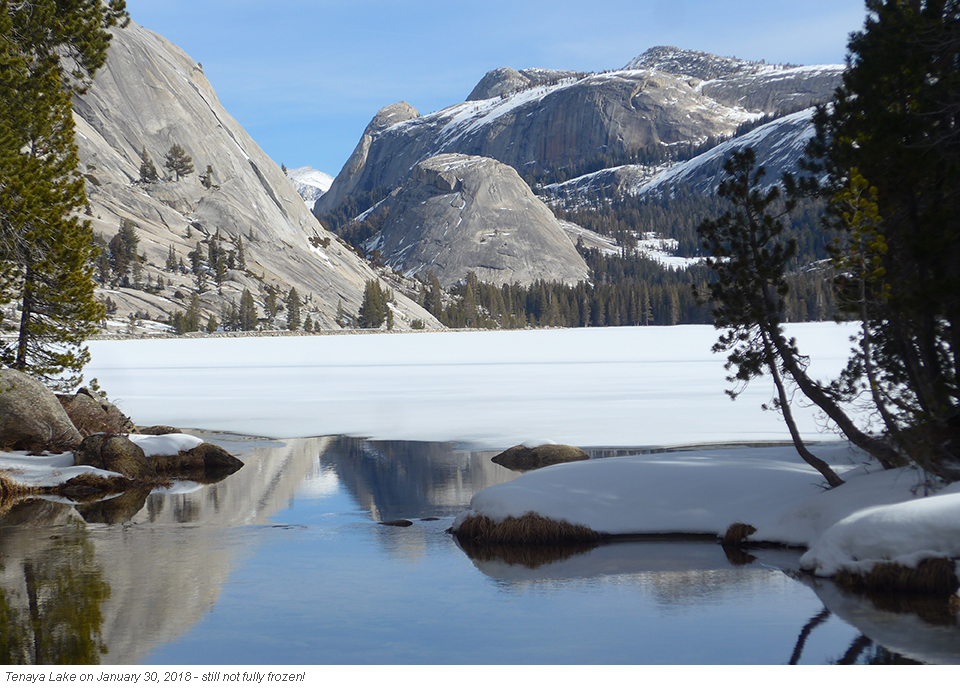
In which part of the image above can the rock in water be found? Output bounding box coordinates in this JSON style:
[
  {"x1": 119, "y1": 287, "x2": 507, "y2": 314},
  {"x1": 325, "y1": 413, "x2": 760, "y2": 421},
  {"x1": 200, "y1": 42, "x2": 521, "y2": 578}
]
[
  {"x1": 74, "y1": 434, "x2": 153, "y2": 479},
  {"x1": 491, "y1": 444, "x2": 590, "y2": 472}
]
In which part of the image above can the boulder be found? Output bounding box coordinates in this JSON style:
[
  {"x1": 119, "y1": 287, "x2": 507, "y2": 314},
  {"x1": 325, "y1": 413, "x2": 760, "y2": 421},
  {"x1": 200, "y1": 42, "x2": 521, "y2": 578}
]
[
  {"x1": 149, "y1": 442, "x2": 244, "y2": 480},
  {"x1": 73, "y1": 434, "x2": 153, "y2": 479},
  {"x1": 58, "y1": 387, "x2": 139, "y2": 436},
  {"x1": 491, "y1": 444, "x2": 590, "y2": 472},
  {"x1": 138, "y1": 425, "x2": 183, "y2": 435},
  {"x1": 0, "y1": 369, "x2": 82, "y2": 452}
]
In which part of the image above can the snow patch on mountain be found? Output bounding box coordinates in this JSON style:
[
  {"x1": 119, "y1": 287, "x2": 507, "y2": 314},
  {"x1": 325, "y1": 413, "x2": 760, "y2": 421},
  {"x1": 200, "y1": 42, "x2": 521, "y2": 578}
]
[{"x1": 635, "y1": 107, "x2": 819, "y2": 196}]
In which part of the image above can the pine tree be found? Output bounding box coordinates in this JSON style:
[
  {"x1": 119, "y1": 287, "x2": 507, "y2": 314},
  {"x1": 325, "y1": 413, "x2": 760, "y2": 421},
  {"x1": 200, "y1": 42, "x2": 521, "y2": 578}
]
[
  {"x1": 139, "y1": 146, "x2": 158, "y2": 183},
  {"x1": 199, "y1": 164, "x2": 214, "y2": 189},
  {"x1": 794, "y1": 0, "x2": 960, "y2": 482},
  {"x1": 358, "y1": 280, "x2": 392, "y2": 328},
  {"x1": 235, "y1": 236, "x2": 246, "y2": 270},
  {"x1": 264, "y1": 285, "x2": 279, "y2": 319},
  {"x1": 186, "y1": 293, "x2": 201, "y2": 332},
  {"x1": 239, "y1": 288, "x2": 257, "y2": 331},
  {"x1": 108, "y1": 218, "x2": 139, "y2": 284},
  {"x1": 0, "y1": 2, "x2": 128, "y2": 389},
  {"x1": 164, "y1": 143, "x2": 194, "y2": 181},
  {"x1": 697, "y1": 150, "x2": 847, "y2": 487},
  {"x1": 286, "y1": 287, "x2": 301, "y2": 330}
]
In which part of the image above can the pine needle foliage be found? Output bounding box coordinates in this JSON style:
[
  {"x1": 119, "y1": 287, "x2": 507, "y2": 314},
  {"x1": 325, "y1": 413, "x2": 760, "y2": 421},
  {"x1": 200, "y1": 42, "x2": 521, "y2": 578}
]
[{"x1": 0, "y1": 1, "x2": 128, "y2": 390}]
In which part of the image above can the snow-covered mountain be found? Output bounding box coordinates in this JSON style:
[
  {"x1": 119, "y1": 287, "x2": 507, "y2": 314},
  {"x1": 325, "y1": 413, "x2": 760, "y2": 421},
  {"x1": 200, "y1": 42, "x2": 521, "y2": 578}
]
[
  {"x1": 314, "y1": 46, "x2": 841, "y2": 286},
  {"x1": 318, "y1": 46, "x2": 841, "y2": 215},
  {"x1": 635, "y1": 107, "x2": 820, "y2": 195},
  {"x1": 286, "y1": 166, "x2": 333, "y2": 207}
]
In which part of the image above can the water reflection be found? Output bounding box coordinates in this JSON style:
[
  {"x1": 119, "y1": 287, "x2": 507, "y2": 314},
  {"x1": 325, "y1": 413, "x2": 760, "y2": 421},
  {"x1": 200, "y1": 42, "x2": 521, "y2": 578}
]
[
  {"x1": 0, "y1": 515, "x2": 110, "y2": 664},
  {"x1": 318, "y1": 436, "x2": 519, "y2": 521},
  {"x1": 0, "y1": 435, "x2": 956, "y2": 665}
]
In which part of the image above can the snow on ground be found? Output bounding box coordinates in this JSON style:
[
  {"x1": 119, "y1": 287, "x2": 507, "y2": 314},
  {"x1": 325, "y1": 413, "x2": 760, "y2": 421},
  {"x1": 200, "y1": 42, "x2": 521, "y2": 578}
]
[{"x1": 12, "y1": 324, "x2": 957, "y2": 588}]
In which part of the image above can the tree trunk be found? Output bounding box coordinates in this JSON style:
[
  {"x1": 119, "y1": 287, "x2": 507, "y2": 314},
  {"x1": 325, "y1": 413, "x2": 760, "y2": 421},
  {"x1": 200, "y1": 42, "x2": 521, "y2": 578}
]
[
  {"x1": 768, "y1": 326, "x2": 906, "y2": 469},
  {"x1": 763, "y1": 328, "x2": 844, "y2": 487},
  {"x1": 15, "y1": 265, "x2": 34, "y2": 371}
]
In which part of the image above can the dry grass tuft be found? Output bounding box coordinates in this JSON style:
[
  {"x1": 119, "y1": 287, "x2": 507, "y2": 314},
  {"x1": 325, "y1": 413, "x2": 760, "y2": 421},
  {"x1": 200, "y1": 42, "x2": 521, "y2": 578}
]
[
  {"x1": 834, "y1": 557, "x2": 959, "y2": 598},
  {"x1": 722, "y1": 522, "x2": 757, "y2": 547},
  {"x1": 0, "y1": 472, "x2": 40, "y2": 519},
  {"x1": 0, "y1": 472, "x2": 36, "y2": 501},
  {"x1": 453, "y1": 512, "x2": 601, "y2": 545}
]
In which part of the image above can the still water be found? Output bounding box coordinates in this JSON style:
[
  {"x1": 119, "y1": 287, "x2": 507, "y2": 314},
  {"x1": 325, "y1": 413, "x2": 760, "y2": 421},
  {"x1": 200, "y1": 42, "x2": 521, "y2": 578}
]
[{"x1": 1, "y1": 435, "x2": 958, "y2": 665}]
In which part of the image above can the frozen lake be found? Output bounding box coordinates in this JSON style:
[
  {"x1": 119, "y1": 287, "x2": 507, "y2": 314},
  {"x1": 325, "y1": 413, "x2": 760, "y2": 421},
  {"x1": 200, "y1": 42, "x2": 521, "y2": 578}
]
[{"x1": 82, "y1": 324, "x2": 864, "y2": 447}]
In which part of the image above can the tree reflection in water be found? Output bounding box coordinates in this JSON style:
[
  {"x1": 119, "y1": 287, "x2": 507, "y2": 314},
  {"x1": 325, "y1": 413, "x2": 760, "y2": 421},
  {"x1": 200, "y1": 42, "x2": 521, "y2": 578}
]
[{"x1": 0, "y1": 513, "x2": 110, "y2": 664}]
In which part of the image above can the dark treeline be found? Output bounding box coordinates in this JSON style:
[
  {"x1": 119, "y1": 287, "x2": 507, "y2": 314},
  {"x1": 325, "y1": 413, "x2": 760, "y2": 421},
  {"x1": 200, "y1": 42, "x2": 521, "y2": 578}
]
[
  {"x1": 415, "y1": 246, "x2": 837, "y2": 330},
  {"x1": 552, "y1": 184, "x2": 829, "y2": 266}
]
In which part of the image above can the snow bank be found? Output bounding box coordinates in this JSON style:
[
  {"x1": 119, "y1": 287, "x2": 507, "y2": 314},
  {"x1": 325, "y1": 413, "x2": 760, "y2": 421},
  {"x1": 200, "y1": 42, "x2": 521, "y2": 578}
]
[
  {"x1": 800, "y1": 490, "x2": 960, "y2": 576},
  {"x1": 453, "y1": 442, "x2": 959, "y2": 592},
  {"x1": 453, "y1": 444, "x2": 859, "y2": 535},
  {"x1": 0, "y1": 450, "x2": 121, "y2": 488}
]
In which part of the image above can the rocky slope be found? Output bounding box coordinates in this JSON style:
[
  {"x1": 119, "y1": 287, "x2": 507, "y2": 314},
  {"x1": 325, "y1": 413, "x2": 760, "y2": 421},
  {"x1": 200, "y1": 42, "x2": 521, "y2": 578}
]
[
  {"x1": 73, "y1": 20, "x2": 437, "y2": 333},
  {"x1": 626, "y1": 46, "x2": 843, "y2": 113},
  {"x1": 366, "y1": 154, "x2": 589, "y2": 287}
]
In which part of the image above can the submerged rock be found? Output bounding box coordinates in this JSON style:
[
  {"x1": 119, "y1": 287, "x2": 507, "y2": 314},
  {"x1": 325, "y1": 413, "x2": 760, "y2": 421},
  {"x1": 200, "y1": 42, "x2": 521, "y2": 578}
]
[{"x1": 491, "y1": 443, "x2": 590, "y2": 472}]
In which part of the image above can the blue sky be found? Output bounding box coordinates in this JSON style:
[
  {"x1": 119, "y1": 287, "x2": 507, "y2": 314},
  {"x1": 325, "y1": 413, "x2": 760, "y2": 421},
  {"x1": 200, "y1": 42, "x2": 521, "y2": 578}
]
[{"x1": 125, "y1": 0, "x2": 869, "y2": 177}]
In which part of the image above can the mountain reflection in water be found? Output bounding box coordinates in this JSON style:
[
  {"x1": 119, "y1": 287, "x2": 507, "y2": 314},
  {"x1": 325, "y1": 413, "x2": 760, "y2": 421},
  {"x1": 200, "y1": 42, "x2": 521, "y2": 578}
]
[{"x1": 0, "y1": 435, "x2": 956, "y2": 665}]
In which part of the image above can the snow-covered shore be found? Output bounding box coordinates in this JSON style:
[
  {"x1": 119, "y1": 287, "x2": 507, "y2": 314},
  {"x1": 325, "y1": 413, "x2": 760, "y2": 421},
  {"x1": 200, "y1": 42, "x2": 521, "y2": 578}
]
[{"x1": 452, "y1": 441, "x2": 960, "y2": 581}]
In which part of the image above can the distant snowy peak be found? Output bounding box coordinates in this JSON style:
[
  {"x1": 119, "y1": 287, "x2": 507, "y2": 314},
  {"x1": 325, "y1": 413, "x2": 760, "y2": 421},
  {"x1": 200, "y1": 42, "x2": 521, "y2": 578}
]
[
  {"x1": 624, "y1": 45, "x2": 794, "y2": 81},
  {"x1": 287, "y1": 166, "x2": 333, "y2": 206}
]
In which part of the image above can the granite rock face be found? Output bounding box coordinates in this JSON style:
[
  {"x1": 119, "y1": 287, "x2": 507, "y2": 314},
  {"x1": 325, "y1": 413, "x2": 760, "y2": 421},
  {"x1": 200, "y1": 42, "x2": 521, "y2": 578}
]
[
  {"x1": 368, "y1": 154, "x2": 589, "y2": 287},
  {"x1": 317, "y1": 69, "x2": 758, "y2": 215},
  {"x1": 72, "y1": 20, "x2": 436, "y2": 331}
]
